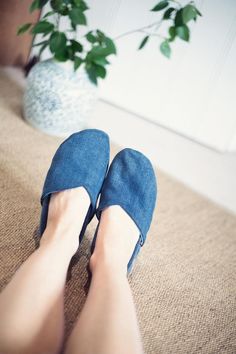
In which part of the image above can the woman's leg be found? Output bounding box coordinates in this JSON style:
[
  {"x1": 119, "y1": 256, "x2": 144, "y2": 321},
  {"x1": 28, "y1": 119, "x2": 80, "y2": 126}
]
[
  {"x1": 66, "y1": 205, "x2": 144, "y2": 354},
  {"x1": 0, "y1": 187, "x2": 90, "y2": 354}
]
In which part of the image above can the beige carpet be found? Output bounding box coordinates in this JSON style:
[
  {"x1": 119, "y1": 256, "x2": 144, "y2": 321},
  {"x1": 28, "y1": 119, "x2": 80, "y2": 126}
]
[{"x1": 0, "y1": 70, "x2": 236, "y2": 354}]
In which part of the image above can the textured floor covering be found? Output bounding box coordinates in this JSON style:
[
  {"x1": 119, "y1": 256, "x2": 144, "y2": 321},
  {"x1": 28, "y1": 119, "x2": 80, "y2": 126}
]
[{"x1": 0, "y1": 70, "x2": 236, "y2": 354}]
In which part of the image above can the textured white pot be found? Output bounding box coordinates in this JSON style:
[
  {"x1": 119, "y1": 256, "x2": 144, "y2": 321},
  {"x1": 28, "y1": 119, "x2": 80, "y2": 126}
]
[{"x1": 23, "y1": 59, "x2": 97, "y2": 136}]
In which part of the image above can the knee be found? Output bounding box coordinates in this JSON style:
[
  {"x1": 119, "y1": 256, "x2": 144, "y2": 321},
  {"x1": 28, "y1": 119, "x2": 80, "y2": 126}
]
[{"x1": 0, "y1": 329, "x2": 60, "y2": 354}]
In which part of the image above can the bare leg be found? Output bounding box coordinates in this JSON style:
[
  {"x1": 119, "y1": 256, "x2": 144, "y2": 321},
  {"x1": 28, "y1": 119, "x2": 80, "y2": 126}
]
[
  {"x1": 0, "y1": 187, "x2": 90, "y2": 354},
  {"x1": 66, "y1": 206, "x2": 144, "y2": 354}
]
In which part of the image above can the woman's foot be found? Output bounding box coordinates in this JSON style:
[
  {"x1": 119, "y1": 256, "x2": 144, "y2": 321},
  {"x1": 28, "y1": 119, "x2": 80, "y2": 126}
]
[
  {"x1": 40, "y1": 187, "x2": 90, "y2": 254},
  {"x1": 90, "y1": 205, "x2": 140, "y2": 275}
]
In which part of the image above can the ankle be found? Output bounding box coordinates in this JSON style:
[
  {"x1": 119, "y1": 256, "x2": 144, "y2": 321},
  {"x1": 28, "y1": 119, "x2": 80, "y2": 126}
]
[
  {"x1": 42, "y1": 218, "x2": 78, "y2": 238},
  {"x1": 90, "y1": 244, "x2": 128, "y2": 276},
  {"x1": 40, "y1": 223, "x2": 79, "y2": 256},
  {"x1": 89, "y1": 206, "x2": 140, "y2": 276}
]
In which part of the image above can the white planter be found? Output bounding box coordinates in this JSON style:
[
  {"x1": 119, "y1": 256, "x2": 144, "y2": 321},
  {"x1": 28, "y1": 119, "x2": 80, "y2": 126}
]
[{"x1": 23, "y1": 59, "x2": 97, "y2": 136}]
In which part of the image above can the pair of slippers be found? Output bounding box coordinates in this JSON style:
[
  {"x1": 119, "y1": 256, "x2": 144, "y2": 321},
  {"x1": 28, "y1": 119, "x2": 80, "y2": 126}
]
[{"x1": 40, "y1": 129, "x2": 157, "y2": 273}]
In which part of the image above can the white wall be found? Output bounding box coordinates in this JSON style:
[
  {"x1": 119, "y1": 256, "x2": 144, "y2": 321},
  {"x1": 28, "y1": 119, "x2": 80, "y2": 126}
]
[
  {"x1": 88, "y1": 0, "x2": 236, "y2": 153},
  {"x1": 38, "y1": 0, "x2": 236, "y2": 152}
]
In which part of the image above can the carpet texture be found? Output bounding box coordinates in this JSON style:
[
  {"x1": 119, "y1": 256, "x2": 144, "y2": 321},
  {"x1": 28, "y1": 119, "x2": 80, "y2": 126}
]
[{"x1": 0, "y1": 70, "x2": 236, "y2": 354}]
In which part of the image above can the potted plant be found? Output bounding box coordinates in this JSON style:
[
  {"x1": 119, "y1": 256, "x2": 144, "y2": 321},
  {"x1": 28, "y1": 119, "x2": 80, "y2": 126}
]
[{"x1": 18, "y1": 0, "x2": 201, "y2": 136}]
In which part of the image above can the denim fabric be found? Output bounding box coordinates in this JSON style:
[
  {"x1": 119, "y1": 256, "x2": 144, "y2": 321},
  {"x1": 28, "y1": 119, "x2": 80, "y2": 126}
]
[
  {"x1": 40, "y1": 129, "x2": 110, "y2": 238},
  {"x1": 96, "y1": 148, "x2": 157, "y2": 273}
]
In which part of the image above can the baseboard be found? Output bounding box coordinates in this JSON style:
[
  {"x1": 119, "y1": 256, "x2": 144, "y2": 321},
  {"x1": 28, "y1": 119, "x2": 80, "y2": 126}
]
[{"x1": 89, "y1": 99, "x2": 236, "y2": 214}]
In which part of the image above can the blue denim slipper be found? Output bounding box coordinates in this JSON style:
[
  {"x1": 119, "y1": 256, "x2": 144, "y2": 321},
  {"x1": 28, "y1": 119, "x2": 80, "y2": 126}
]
[
  {"x1": 39, "y1": 129, "x2": 110, "y2": 243},
  {"x1": 94, "y1": 148, "x2": 157, "y2": 273}
]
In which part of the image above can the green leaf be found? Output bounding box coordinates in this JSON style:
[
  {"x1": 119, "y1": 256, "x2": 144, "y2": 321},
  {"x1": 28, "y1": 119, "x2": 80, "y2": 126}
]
[
  {"x1": 71, "y1": 23, "x2": 76, "y2": 31},
  {"x1": 92, "y1": 57, "x2": 109, "y2": 66},
  {"x1": 43, "y1": 10, "x2": 55, "y2": 18},
  {"x1": 94, "y1": 64, "x2": 106, "y2": 79},
  {"x1": 90, "y1": 38, "x2": 116, "y2": 57},
  {"x1": 96, "y1": 29, "x2": 105, "y2": 37},
  {"x1": 85, "y1": 62, "x2": 106, "y2": 83},
  {"x1": 69, "y1": 8, "x2": 87, "y2": 26},
  {"x1": 70, "y1": 39, "x2": 83, "y2": 52},
  {"x1": 160, "y1": 40, "x2": 171, "y2": 58},
  {"x1": 86, "y1": 65, "x2": 97, "y2": 85},
  {"x1": 196, "y1": 8, "x2": 202, "y2": 16},
  {"x1": 86, "y1": 31, "x2": 97, "y2": 43},
  {"x1": 88, "y1": 47, "x2": 106, "y2": 57},
  {"x1": 89, "y1": 47, "x2": 107, "y2": 58},
  {"x1": 51, "y1": 0, "x2": 62, "y2": 10},
  {"x1": 73, "y1": 0, "x2": 89, "y2": 11},
  {"x1": 17, "y1": 23, "x2": 31, "y2": 35},
  {"x1": 30, "y1": 0, "x2": 49, "y2": 12},
  {"x1": 31, "y1": 21, "x2": 54, "y2": 34},
  {"x1": 182, "y1": 5, "x2": 197, "y2": 23},
  {"x1": 176, "y1": 25, "x2": 190, "y2": 41},
  {"x1": 49, "y1": 31, "x2": 67, "y2": 53},
  {"x1": 104, "y1": 37, "x2": 116, "y2": 55},
  {"x1": 50, "y1": 0, "x2": 68, "y2": 15},
  {"x1": 151, "y1": 1, "x2": 169, "y2": 11},
  {"x1": 74, "y1": 56, "x2": 83, "y2": 70},
  {"x1": 54, "y1": 48, "x2": 69, "y2": 61},
  {"x1": 163, "y1": 7, "x2": 175, "y2": 20},
  {"x1": 30, "y1": 0, "x2": 40, "y2": 12},
  {"x1": 174, "y1": 9, "x2": 183, "y2": 26},
  {"x1": 168, "y1": 26, "x2": 176, "y2": 41},
  {"x1": 67, "y1": 46, "x2": 74, "y2": 60},
  {"x1": 138, "y1": 35, "x2": 149, "y2": 50},
  {"x1": 96, "y1": 29, "x2": 105, "y2": 44}
]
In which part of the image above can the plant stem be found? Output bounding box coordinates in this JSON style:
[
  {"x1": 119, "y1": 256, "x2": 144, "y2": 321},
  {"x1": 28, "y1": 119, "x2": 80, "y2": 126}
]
[
  {"x1": 113, "y1": 20, "x2": 162, "y2": 40},
  {"x1": 139, "y1": 29, "x2": 165, "y2": 40},
  {"x1": 32, "y1": 39, "x2": 48, "y2": 47},
  {"x1": 56, "y1": 14, "x2": 61, "y2": 31}
]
